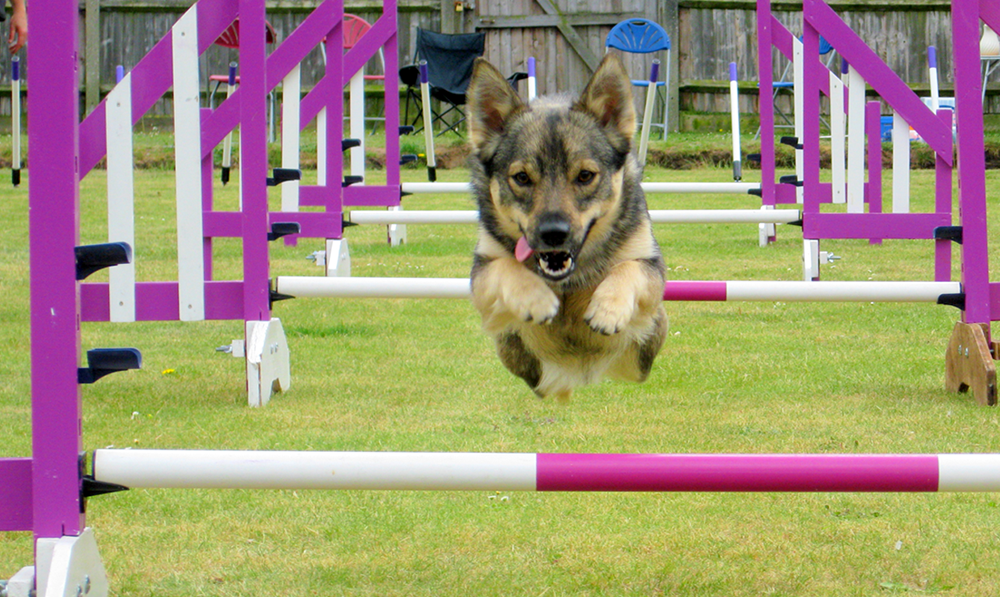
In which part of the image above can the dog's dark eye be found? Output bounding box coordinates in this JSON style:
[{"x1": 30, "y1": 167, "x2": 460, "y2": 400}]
[
  {"x1": 576, "y1": 170, "x2": 596, "y2": 185},
  {"x1": 511, "y1": 171, "x2": 532, "y2": 187}
]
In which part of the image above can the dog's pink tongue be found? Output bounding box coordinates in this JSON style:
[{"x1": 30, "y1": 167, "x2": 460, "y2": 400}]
[{"x1": 515, "y1": 237, "x2": 534, "y2": 262}]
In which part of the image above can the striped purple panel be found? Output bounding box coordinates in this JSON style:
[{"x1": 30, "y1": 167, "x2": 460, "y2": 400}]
[
  {"x1": 536, "y1": 454, "x2": 940, "y2": 492},
  {"x1": 0, "y1": 458, "x2": 32, "y2": 531}
]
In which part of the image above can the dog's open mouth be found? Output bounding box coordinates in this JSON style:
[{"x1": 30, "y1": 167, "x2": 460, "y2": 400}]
[
  {"x1": 515, "y1": 237, "x2": 575, "y2": 281},
  {"x1": 536, "y1": 250, "x2": 575, "y2": 280}
]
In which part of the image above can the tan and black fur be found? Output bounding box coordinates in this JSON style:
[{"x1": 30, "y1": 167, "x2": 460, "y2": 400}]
[{"x1": 466, "y1": 54, "x2": 668, "y2": 402}]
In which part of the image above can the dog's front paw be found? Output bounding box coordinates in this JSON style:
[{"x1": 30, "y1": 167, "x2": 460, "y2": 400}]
[
  {"x1": 584, "y1": 290, "x2": 635, "y2": 335},
  {"x1": 505, "y1": 279, "x2": 560, "y2": 324}
]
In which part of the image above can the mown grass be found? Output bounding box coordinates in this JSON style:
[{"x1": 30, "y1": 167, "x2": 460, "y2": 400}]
[{"x1": 3, "y1": 158, "x2": 1000, "y2": 596}]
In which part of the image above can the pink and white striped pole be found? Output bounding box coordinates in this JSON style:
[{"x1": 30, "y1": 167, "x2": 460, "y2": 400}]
[
  {"x1": 272, "y1": 277, "x2": 961, "y2": 304},
  {"x1": 92, "y1": 450, "x2": 1000, "y2": 493},
  {"x1": 661, "y1": 280, "x2": 960, "y2": 303}
]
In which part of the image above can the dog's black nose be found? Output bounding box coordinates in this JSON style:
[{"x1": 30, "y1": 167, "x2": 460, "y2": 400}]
[{"x1": 537, "y1": 215, "x2": 571, "y2": 248}]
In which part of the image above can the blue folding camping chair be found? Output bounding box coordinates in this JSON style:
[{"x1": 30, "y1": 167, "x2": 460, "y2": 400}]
[{"x1": 606, "y1": 19, "x2": 671, "y2": 141}]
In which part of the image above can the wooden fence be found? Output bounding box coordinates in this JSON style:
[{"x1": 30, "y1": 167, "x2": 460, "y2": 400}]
[{"x1": 0, "y1": 0, "x2": 987, "y2": 125}]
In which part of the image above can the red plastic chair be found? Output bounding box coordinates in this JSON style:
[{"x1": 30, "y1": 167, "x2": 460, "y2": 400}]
[
  {"x1": 207, "y1": 18, "x2": 278, "y2": 108},
  {"x1": 343, "y1": 14, "x2": 385, "y2": 82},
  {"x1": 340, "y1": 14, "x2": 385, "y2": 132}
]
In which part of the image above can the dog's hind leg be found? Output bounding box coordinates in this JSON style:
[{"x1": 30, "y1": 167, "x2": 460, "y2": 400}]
[
  {"x1": 496, "y1": 331, "x2": 544, "y2": 392},
  {"x1": 496, "y1": 332, "x2": 576, "y2": 402},
  {"x1": 609, "y1": 307, "x2": 669, "y2": 383}
]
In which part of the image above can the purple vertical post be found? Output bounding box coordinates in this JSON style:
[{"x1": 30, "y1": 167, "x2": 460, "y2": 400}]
[
  {"x1": 934, "y1": 116, "x2": 953, "y2": 282},
  {"x1": 953, "y1": 0, "x2": 992, "y2": 329},
  {"x1": 202, "y1": 133, "x2": 215, "y2": 282},
  {"x1": 383, "y1": 0, "x2": 400, "y2": 189},
  {"x1": 115, "y1": 64, "x2": 124, "y2": 83},
  {"x1": 29, "y1": 0, "x2": 86, "y2": 538},
  {"x1": 325, "y1": 1, "x2": 345, "y2": 224},
  {"x1": 865, "y1": 101, "x2": 882, "y2": 245},
  {"x1": 757, "y1": 0, "x2": 776, "y2": 208},
  {"x1": 240, "y1": 0, "x2": 272, "y2": 324}
]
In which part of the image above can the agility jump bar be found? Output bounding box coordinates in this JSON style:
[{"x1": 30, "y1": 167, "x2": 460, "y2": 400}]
[
  {"x1": 401, "y1": 182, "x2": 761, "y2": 195},
  {"x1": 272, "y1": 277, "x2": 961, "y2": 303},
  {"x1": 348, "y1": 209, "x2": 802, "y2": 226},
  {"x1": 92, "y1": 450, "x2": 1000, "y2": 492}
]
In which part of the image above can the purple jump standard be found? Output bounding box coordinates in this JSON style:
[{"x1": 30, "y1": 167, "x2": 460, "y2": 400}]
[{"x1": 91, "y1": 450, "x2": 1000, "y2": 493}]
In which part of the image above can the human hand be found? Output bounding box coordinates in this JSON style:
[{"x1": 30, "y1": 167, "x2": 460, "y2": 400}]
[{"x1": 8, "y1": 0, "x2": 26, "y2": 54}]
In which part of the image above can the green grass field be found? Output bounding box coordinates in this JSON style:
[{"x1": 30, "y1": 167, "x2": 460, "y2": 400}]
[{"x1": 3, "y1": 158, "x2": 1000, "y2": 596}]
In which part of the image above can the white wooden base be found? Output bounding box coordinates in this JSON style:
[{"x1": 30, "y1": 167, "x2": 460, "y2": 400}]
[
  {"x1": 35, "y1": 528, "x2": 109, "y2": 597},
  {"x1": 325, "y1": 239, "x2": 351, "y2": 277},
  {"x1": 388, "y1": 206, "x2": 407, "y2": 246},
  {"x1": 246, "y1": 318, "x2": 291, "y2": 407}
]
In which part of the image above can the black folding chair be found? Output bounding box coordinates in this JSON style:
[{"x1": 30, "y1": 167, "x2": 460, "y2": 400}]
[{"x1": 400, "y1": 29, "x2": 526, "y2": 137}]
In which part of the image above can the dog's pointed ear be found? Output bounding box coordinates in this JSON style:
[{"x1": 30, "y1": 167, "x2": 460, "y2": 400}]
[
  {"x1": 574, "y1": 54, "x2": 636, "y2": 143},
  {"x1": 467, "y1": 58, "x2": 524, "y2": 152}
]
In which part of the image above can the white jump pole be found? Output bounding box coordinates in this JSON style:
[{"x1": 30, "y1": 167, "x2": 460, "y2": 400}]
[
  {"x1": 221, "y1": 62, "x2": 237, "y2": 185},
  {"x1": 348, "y1": 209, "x2": 802, "y2": 226},
  {"x1": 728, "y1": 62, "x2": 742, "y2": 181},
  {"x1": 272, "y1": 277, "x2": 960, "y2": 303},
  {"x1": 527, "y1": 56, "x2": 537, "y2": 101},
  {"x1": 92, "y1": 449, "x2": 1000, "y2": 493},
  {"x1": 275, "y1": 276, "x2": 471, "y2": 299},
  {"x1": 11, "y1": 56, "x2": 20, "y2": 187},
  {"x1": 400, "y1": 181, "x2": 760, "y2": 195},
  {"x1": 419, "y1": 61, "x2": 437, "y2": 182},
  {"x1": 638, "y1": 59, "x2": 660, "y2": 166},
  {"x1": 928, "y1": 46, "x2": 940, "y2": 112}
]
